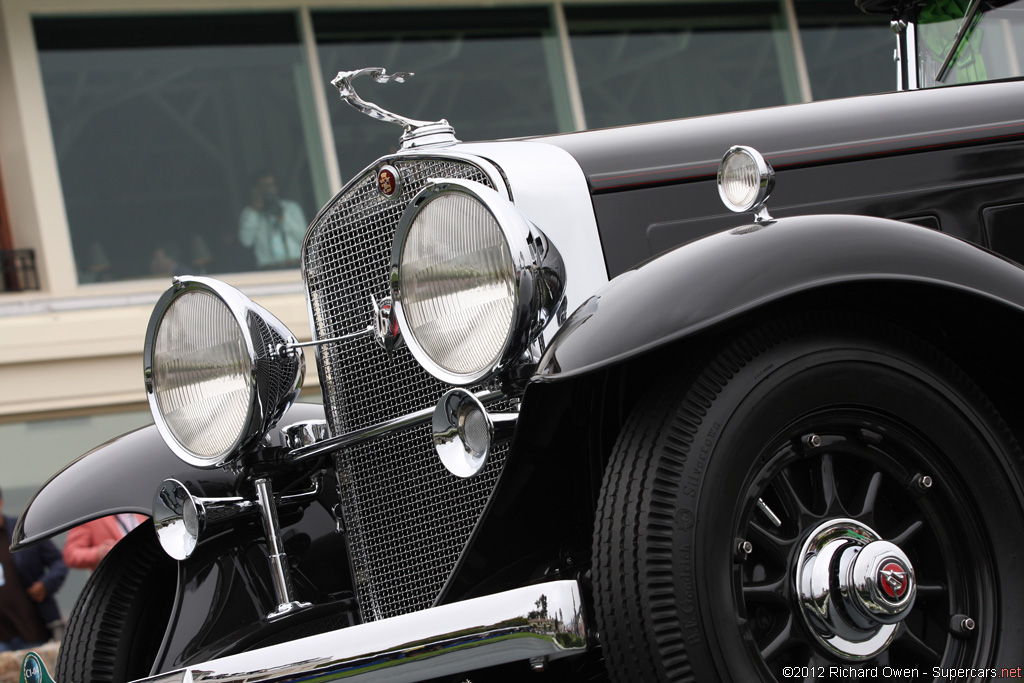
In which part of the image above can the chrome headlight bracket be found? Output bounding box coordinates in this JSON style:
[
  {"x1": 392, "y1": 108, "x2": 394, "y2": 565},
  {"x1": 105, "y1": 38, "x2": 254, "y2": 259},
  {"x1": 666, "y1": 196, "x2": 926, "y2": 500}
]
[
  {"x1": 143, "y1": 276, "x2": 304, "y2": 468},
  {"x1": 390, "y1": 179, "x2": 566, "y2": 386}
]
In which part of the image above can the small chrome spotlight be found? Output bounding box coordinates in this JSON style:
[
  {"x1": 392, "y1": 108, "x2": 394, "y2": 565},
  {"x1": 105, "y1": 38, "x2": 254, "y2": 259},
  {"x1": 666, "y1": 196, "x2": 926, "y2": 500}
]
[
  {"x1": 718, "y1": 145, "x2": 775, "y2": 222},
  {"x1": 432, "y1": 389, "x2": 517, "y2": 478}
]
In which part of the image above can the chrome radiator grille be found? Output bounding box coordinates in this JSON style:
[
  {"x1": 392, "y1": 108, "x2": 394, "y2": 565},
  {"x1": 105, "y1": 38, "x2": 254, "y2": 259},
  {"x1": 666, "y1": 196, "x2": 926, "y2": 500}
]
[{"x1": 303, "y1": 157, "x2": 509, "y2": 621}]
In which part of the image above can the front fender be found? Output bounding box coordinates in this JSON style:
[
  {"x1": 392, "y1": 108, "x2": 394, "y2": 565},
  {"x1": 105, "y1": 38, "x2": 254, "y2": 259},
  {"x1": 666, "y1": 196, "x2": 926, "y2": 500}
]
[
  {"x1": 535, "y1": 215, "x2": 1024, "y2": 380},
  {"x1": 12, "y1": 403, "x2": 327, "y2": 549}
]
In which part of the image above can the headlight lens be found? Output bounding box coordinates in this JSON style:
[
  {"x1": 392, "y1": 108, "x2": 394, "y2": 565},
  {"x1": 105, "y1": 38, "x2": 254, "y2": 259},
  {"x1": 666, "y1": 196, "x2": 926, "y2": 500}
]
[
  {"x1": 145, "y1": 277, "x2": 304, "y2": 468},
  {"x1": 717, "y1": 145, "x2": 775, "y2": 213},
  {"x1": 398, "y1": 191, "x2": 518, "y2": 380},
  {"x1": 152, "y1": 289, "x2": 253, "y2": 462}
]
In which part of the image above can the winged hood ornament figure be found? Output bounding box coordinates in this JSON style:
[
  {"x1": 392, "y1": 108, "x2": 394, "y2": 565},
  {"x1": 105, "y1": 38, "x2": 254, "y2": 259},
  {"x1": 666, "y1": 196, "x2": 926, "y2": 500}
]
[{"x1": 331, "y1": 67, "x2": 459, "y2": 149}]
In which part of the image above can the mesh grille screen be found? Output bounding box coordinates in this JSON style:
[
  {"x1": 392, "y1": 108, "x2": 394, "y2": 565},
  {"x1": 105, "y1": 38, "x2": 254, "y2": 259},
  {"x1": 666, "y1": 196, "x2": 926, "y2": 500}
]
[
  {"x1": 248, "y1": 311, "x2": 298, "y2": 417},
  {"x1": 303, "y1": 157, "x2": 509, "y2": 620}
]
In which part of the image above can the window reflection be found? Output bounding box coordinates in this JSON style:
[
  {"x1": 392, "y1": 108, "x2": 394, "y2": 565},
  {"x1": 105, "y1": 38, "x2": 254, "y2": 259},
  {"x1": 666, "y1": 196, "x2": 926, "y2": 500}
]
[
  {"x1": 796, "y1": 1, "x2": 895, "y2": 100},
  {"x1": 35, "y1": 14, "x2": 323, "y2": 283}
]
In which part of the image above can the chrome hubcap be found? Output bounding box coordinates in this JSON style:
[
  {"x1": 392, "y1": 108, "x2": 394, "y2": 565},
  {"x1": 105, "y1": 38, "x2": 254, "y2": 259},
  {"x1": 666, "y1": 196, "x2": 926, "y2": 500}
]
[{"x1": 795, "y1": 518, "x2": 916, "y2": 660}]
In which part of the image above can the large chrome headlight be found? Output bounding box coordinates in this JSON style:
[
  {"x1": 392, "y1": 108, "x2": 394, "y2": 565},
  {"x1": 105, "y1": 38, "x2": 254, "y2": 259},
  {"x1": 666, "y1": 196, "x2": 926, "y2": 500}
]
[
  {"x1": 390, "y1": 179, "x2": 565, "y2": 386},
  {"x1": 144, "y1": 277, "x2": 304, "y2": 467}
]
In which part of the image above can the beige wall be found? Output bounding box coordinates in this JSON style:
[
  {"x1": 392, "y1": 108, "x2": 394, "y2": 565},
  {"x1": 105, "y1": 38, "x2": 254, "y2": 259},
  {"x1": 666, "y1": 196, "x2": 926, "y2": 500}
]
[{"x1": 0, "y1": 290, "x2": 317, "y2": 420}]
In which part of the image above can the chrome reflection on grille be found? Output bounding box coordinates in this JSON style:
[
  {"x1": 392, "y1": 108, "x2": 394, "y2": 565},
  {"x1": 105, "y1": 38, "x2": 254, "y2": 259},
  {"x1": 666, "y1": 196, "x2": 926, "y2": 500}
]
[{"x1": 303, "y1": 157, "x2": 507, "y2": 621}]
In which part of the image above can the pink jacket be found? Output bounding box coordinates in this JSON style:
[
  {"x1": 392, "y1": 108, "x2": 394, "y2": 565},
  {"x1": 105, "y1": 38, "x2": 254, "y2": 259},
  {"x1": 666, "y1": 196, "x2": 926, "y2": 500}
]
[{"x1": 62, "y1": 514, "x2": 146, "y2": 570}]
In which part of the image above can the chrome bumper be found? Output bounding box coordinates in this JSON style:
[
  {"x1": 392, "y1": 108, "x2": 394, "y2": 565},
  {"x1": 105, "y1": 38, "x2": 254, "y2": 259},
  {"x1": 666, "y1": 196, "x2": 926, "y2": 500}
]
[{"x1": 137, "y1": 580, "x2": 587, "y2": 683}]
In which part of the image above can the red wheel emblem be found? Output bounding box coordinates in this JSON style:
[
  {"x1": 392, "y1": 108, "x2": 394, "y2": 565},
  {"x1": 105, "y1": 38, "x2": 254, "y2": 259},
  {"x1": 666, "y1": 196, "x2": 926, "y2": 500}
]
[
  {"x1": 878, "y1": 561, "x2": 908, "y2": 600},
  {"x1": 377, "y1": 165, "x2": 402, "y2": 198}
]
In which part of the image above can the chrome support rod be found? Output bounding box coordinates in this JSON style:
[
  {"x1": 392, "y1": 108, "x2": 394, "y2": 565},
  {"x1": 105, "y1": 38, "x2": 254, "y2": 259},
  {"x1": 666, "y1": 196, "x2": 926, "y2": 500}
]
[
  {"x1": 255, "y1": 478, "x2": 311, "y2": 620},
  {"x1": 935, "y1": 0, "x2": 982, "y2": 83},
  {"x1": 291, "y1": 390, "x2": 504, "y2": 462},
  {"x1": 279, "y1": 327, "x2": 373, "y2": 356}
]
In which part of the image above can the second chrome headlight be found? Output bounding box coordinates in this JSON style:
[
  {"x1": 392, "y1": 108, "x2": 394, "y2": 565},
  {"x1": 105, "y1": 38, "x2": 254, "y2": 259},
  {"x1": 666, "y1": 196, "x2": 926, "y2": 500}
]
[
  {"x1": 391, "y1": 179, "x2": 564, "y2": 386},
  {"x1": 144, "y1": 276, "x2": 304, "y2": 467}
]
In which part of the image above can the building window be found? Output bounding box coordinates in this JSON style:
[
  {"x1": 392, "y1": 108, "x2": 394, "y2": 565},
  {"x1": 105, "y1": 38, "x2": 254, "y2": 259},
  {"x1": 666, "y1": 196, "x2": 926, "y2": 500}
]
[
  {"x1": 566, "y1": 2, "x2": 798, "y2": 129},
  {"x1": 313, "y1": 8, "x2": 569, "y2": 182},
  {"x1": 35, "y1": 14, "x2": 327, "y2": 283}
]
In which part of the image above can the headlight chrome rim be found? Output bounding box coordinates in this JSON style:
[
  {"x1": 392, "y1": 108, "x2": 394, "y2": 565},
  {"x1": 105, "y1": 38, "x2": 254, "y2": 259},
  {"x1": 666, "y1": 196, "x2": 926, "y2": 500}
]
[
  {"x1": 390, "y1": 179, "x2": 564, "y2": 387},
  {"x1": 717, "y1": 145, "x2": 775, "y2": 214},
  {"x1": 144, "y1": 276, "x2": 304, "y2": 468}
]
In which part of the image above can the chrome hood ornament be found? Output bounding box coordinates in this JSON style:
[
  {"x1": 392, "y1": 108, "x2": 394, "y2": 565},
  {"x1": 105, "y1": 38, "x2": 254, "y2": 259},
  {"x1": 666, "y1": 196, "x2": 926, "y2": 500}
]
[{"x1": 332, "y1": 67, "x2": 459, "y2": 149}]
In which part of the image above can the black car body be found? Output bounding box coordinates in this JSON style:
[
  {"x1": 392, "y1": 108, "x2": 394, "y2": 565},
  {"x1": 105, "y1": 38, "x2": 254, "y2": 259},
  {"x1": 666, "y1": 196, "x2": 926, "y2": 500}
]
[{"x1": 13, "y1": 1, "x2": 1024, "y2": 681}]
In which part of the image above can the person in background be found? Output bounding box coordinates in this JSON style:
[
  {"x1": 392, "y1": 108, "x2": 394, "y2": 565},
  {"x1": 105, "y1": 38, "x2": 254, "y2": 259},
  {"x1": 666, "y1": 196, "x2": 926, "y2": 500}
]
[
  {"x1": 238, "y1": 170, "x2": 307, "y2": 269},
  {"x1": 62, "y1": 514, "x2": 145, "y2": 572},
  {"x1": 149, "y1": 243, "x2": 188, "y2": 279},
  {"x1": 0, "y1": 485, "x2": 67, "y2": 651}
]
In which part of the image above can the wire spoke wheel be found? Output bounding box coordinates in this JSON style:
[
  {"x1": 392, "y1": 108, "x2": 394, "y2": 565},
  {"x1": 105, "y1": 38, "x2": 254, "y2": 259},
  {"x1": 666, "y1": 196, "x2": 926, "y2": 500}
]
[{"x1": 593, "y1": 315, "x2": 1024, "y2": 683}]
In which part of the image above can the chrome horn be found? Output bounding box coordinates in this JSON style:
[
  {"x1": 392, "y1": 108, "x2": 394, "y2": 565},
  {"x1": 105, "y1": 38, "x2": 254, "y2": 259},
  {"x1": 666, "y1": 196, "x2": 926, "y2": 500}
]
[
  {"x1": 153, "y1": 478, "x2": 257, "y2": 560},
  {"x1": 432, "y1": 389, "x2": 517, "y2": 478}
]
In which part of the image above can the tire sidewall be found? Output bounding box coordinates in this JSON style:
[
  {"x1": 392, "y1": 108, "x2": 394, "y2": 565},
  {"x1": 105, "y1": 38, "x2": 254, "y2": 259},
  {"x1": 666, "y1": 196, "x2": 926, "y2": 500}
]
[{"x1": 659, "y1": 326, "x2": 1024, "y2": 680}]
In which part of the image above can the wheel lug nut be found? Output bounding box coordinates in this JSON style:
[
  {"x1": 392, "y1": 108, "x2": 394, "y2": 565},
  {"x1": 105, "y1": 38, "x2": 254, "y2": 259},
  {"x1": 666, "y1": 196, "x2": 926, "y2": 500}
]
[
  {"x1": 951, "y1": 614, "x2": 976, "y2": 637},
  {"x1": 911, "y1": 473, "x2": 933, "y2": 491},
  {"x1": 736, "y1": 539, "x2": 753, "y2": 560},
  {"x1": 802, "y1": 433, "x2": 822, "y2": 449}
]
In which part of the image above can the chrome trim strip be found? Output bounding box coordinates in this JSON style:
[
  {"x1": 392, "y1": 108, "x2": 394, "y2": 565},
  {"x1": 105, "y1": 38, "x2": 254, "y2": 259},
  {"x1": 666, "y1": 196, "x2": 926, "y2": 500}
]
[
  {"x1": 905, "y1": 21, "x2": 919, "y2": 91},
  {"x1": 290, "y1": 390, "x2": 503, "y2": 462},
  {"x1": 133, "y1": 580, "x2": 587, "y2": 683}
]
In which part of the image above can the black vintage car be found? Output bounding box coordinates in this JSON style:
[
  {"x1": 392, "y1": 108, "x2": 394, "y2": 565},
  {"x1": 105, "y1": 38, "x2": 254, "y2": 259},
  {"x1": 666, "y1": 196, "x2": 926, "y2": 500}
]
[{"x1": 13, "y1": 0, "x2": 1024, "y2": 681}]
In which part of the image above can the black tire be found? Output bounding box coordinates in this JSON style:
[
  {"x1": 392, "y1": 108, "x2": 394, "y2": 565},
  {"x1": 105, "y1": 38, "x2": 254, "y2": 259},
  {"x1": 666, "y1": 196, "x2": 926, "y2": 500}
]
[
  {"x1": 57, "y1": 522, "x2": 176, "y2": 682},
  {"x1": 593, "y1": 314, "x2": 1024, "y2": 682}
]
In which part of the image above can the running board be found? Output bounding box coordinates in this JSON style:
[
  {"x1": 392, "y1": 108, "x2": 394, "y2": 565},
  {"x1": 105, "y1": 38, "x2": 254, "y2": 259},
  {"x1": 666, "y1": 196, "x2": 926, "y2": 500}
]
[{"x1": 137, "y1": 580, "x2": 587, "y2": 683}]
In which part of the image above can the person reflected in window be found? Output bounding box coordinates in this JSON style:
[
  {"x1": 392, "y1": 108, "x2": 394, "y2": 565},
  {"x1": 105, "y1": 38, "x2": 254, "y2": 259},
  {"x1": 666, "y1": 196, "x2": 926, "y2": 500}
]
[
  {"x1": 239, "y1": 170, "x2": 307, "y2": 269},
  {"x1": 0, "y1": 485, "x2": 67, "y2": 651},
  {"x1": 149, "y1": 244, "x2": 188, "y2": 279}
]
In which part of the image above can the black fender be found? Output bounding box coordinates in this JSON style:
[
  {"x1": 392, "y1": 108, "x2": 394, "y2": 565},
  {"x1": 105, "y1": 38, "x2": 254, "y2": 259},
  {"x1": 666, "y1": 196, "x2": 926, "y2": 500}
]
[
  {"x1": 12, "y1": 402, "x2": 327, "y2": 548},
  {"x1": 13, "y1": 402, "x2": 356, "y2": 669},
  {"x1": 446, "y1": 215, "x2": 1024, "y2": 602},
  {"x1": 535, "y1": 215, "x2": 1024, "y2": 380}
]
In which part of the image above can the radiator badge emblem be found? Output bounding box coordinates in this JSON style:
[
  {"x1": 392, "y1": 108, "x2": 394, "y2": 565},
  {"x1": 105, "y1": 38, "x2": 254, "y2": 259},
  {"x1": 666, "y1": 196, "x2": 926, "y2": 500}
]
[
  {"x1": 377, "y1": 165, "x2": 402, "y2": 199},
  {"x1": 371, "y1": 294, "x2": 404, "y2": 357}
]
